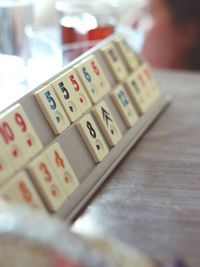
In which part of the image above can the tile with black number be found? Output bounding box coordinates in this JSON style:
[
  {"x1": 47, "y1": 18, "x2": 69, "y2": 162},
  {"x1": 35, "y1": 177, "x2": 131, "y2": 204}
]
[
  {"x1": 93, "y1": 101, "x2": 122, "y2": 146},
  {"x1": 114, "y1": 37, "x2": 140, "y2": 71},
  {"x1": 77, "y1": 114, "x2": 109, "y2": 163},
  {"x1": 125, "y1": 73, "x2": 149, "y2": 114},
  {"x1": 51, "y1": 73, "x2": 82, "y2": 122},
  {"x1": 101, "y1": 43, "x2": 128, "y2": 82}
]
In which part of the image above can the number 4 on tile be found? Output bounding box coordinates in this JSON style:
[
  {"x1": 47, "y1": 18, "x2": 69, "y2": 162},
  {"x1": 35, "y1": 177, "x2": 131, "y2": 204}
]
[{"x1": 45, "y1": 142, "x2": 80, "y2": 197}]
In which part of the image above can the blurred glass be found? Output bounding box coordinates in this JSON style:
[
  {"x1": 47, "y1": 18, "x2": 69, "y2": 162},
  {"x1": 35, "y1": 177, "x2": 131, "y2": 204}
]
[
  {"x1": 56, "y1": 0, "x2": 118, "y2": 63},
  {"x1": 26, "y1": 26, "x2": 62, "y2": 88},
  {"x1": 0, "y1": 0, "x2": 33, "y2": 58},
  {"x1": 0, "y1": 0, "x2": 33, "y2": 86}
]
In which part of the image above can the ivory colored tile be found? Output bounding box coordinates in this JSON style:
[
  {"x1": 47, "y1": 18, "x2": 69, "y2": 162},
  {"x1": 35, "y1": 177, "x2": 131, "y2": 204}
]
[
  {"x1": 101, "y1": 43, "x2": 128, "y2": 82},
  {"x1": 125, "y1": 73, "x2": 149, "y2": 114},
  {"x1": 77, "y1": 113, "x2": 109, "y2": 163},
  {"x1": 75, "y1": 58, "x2": 103, "y2": 103},
  {"x1": 35, "y1": 84, "x2": 70, "y2": 135},
  {"x1": 112, "y1": 84, "x2": 139, "y2": 128},
  {"x1": 0, "y1": 171, "x2": 46, "y2": 210},
  {"x1": 0, "y1": 106, "x2": 27, "y2": 171},
  {"x1": 45, "y1": 142, "x2": 80, "y2": 197},
  {"x1": 93, "y1": 101, "x2": 122, "y2": 147},
  {"x1": 114, "y1": 37, "x2": 139, "y2": 71},
  {"x1": 87, "y1": 55, "x2": 112, "y2": 95},
  {"x1": 65, "y1": 69, "x2": 92, "y2": 113},
  {"x1": 51, "y1": 73, "x2": 82, "y2": 122},
  {"x1": 142, "y1": 64, "x2": 161, "y2": 98},
  {"x1": 135, "y1": 67, "x2": 153, "y2": 108},
  {"x1": 0, "y1": 150, "x2": 14, "y2": 183},
  {"x1": 0, "y1": 118, "x2": 14, "y2": 180},
  {"x1": 27, "y1": 153, "x2": 66, "y2": 212},
  {"x1": 9, "y1": 104, "x2": 43, "y2": 162}
]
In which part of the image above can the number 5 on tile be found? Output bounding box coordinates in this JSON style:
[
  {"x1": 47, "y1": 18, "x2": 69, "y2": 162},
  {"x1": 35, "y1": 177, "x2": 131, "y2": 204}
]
[
  {"x1": 77, "y1": 114, "x2": 109, "y2": 163},
  {"x1": 35, "y1": 85, "x2": 70, "y2": 135}
]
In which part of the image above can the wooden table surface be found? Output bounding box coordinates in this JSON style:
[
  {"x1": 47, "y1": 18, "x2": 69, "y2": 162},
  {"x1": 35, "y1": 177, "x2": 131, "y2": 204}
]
[{"x1": 72, "y1": 70, "x2": 200, "y2": 267}]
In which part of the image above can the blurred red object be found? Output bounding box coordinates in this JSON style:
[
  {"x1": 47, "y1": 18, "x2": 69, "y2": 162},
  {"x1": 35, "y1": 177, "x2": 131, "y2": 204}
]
[{"x1": 87, "y1": 25, "x2": 114, "y2": 41}]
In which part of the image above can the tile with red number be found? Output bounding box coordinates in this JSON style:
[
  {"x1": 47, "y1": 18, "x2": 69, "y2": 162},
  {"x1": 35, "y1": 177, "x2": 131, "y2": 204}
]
[
  {"x1": 10, "y1": 104, "x2": 43, "y2": 161},
  {"x1": 35, "y1": 85, "x2": 70, "y2": 135},
  {"x1": 125, "y1": 73, "x2": 149, "y2": 114},
  {"x1": 142, "y1": 63, "x2": 161, "y2": 98},
  {"x1": 93, "y1": 101, "x2": 122, "y2": 147},
  {"x1": 0, "y1": 171, "x2": 46, "y2": 210},
  {"x1": 65, "y1": 69, "x2": 92, "y2": 113},
  {"x1": 0, "y1": 149, "x2": 14, "y2": 183},
  {"x1": 101, "y1": 43, "x2": 128, "y2": 82},
  {"x1": 45, "y1": 142, "x2": 80, "y2": 197},
  {"x1": 51, "y1": 73, "x2": 82, "y2": 122},
  {"x1": 77, "y1": 114, "x2": 109, "y2": 163},
  {"x1": 112, "y1": 84, "x2": 139, "y2": 128},
  {"x1": 0, "y1": 104, "x2": 43, "y2": 171},
  {"x1": 27, "y1": 153, "x2": 66, "y2": 212},
  {"x1": 135, "y1": 67, "x2": 154, "y2": 107},
  {"x1": 75, "y1": 58, "x2": 103, "y2": 103},
  {"x1": 114, "y1": 37, "x2": 139, "y2": 71},
  {"x1": 88, "y1": 55, "x2": 112, "y2": 95}
]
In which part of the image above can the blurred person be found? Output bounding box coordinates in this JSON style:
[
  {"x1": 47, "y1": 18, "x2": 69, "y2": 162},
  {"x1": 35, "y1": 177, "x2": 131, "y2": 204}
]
[{"x1": 141, "y1": 0, "x2": 200, "y2": 70}]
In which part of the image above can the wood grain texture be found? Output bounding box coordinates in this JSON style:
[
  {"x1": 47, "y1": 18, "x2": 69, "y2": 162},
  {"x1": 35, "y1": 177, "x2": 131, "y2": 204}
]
[{"x1": 72, "y1": 70, "x2": 200, "y2": 267}]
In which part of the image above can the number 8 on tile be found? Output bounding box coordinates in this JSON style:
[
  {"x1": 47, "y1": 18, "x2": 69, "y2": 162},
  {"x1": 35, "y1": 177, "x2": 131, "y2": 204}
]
[{"x1": 77, "y1": 114, "x2": 109, "y2": 163}]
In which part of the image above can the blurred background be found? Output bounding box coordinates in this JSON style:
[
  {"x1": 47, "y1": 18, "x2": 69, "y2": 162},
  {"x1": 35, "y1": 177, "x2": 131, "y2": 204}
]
[
  {"x1": 1, "y1": 0, "x2": 200, "y2": 109},
  {"x1": 0, "y1": 0, "x2": 146, "y2": 109},
  {"x1": 0, "y1": 0, "x2": 146, "y2": 106}
]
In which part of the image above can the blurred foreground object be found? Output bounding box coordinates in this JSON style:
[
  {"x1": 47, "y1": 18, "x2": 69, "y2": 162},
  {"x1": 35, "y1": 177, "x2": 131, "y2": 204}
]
[{"x1": 0, "y1": 200, "x2": 161, "y2": 267}]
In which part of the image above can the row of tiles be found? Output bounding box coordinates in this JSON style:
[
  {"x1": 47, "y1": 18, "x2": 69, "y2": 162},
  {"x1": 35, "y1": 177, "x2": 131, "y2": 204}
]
[
  {"x1": 0, "y1": 37, "x2": 161, "y2": 212},
  {"x1": 0, "y1": 37, "x2": 135, "y2": 182},
  {"x1": 0, "y1": 61, "x2": 160, "y2": 184},
  {"x1": 0, "y1": 76, "x2": 161, "y2": 212},
  {"x1": 34, "y1": 37, "x2": 141, "y2": 136},
  {"x1": 0, "y1": 142, "x2": 79, "y2": 212}
]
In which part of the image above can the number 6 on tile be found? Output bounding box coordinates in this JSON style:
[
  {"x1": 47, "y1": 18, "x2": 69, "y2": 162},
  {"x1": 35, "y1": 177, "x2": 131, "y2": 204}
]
[{"x1": 77, "y1": 114, "x2": 109, "y2": 163}]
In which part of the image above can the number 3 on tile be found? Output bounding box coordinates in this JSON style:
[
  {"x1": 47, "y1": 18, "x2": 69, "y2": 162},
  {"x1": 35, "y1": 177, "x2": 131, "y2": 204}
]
[{"x1": 77, "y1": 114, "x2": 109, "y2": 163}]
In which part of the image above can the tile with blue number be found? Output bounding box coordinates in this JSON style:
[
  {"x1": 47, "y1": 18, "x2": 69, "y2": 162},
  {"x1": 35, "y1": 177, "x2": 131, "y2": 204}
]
[
  {"x1": 35, "y1": 85, "x2": 70, "y2": 135},
  {"x1": 112, "y1": 84, "x2": 139, "y2": 128}
]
